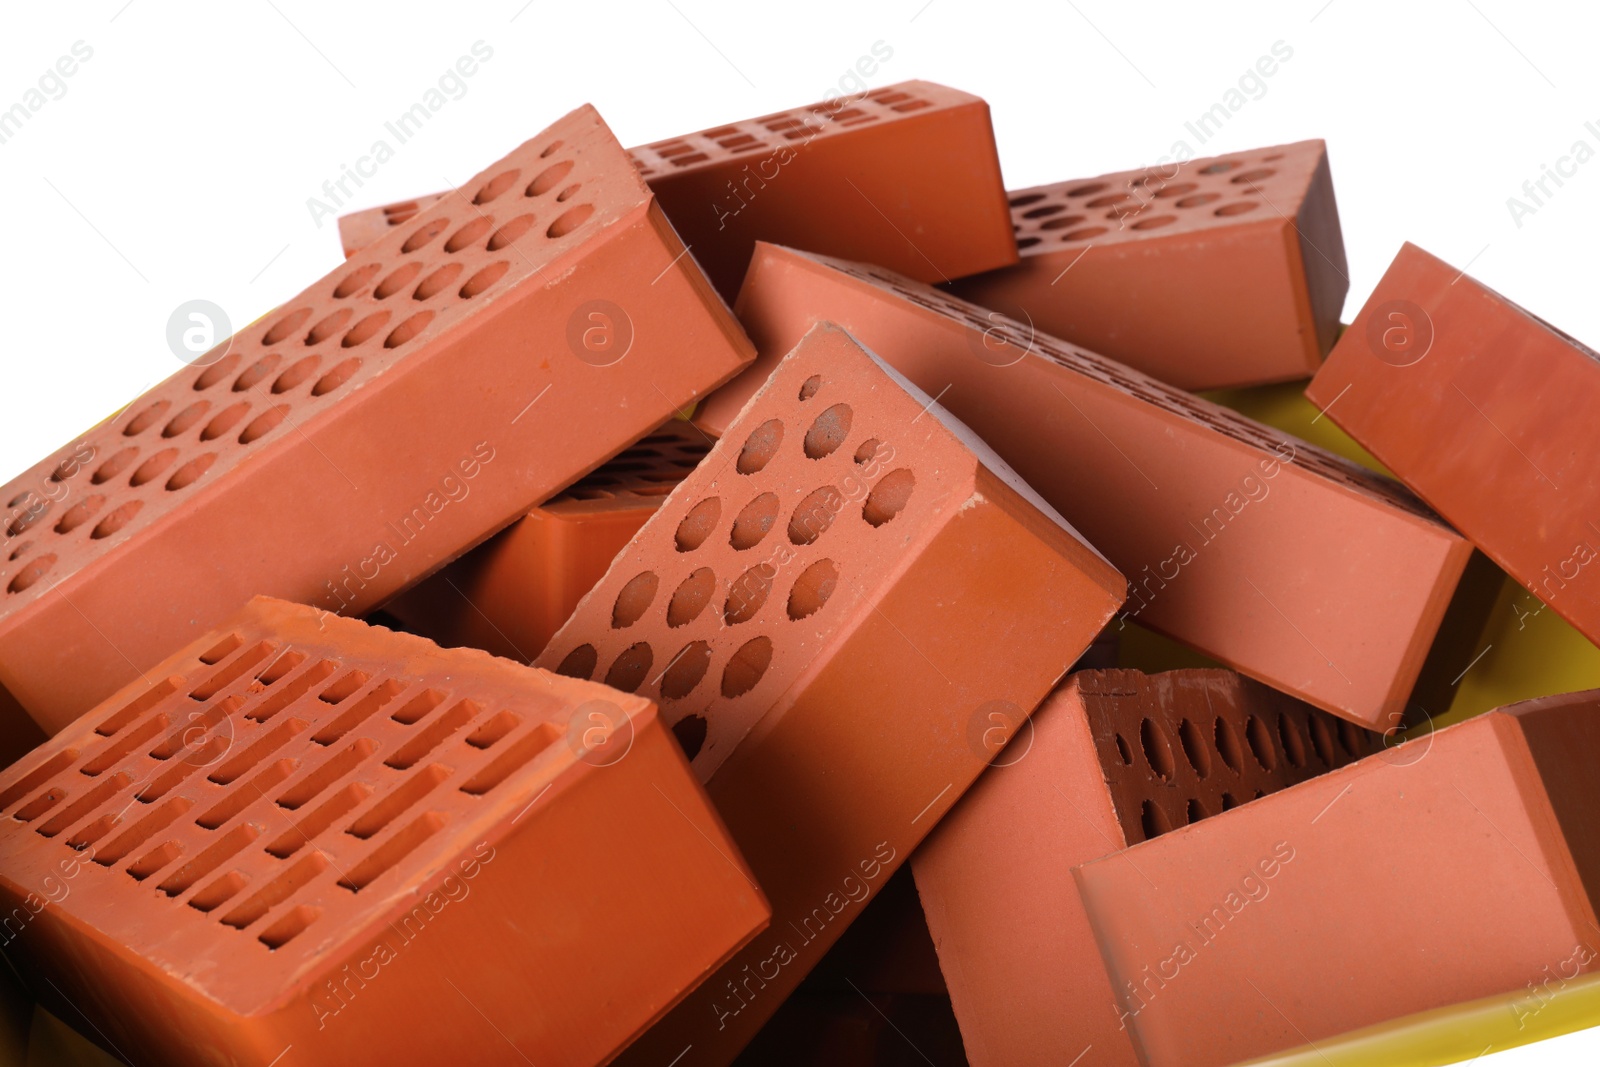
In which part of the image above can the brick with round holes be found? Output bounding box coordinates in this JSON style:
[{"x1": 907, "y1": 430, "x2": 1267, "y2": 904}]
[
  {"x1": 0, "y1": 596, "x2": 767, "y2": 1067},
  {"x1": 911, "y1": 668, "x2": 1376, "y2": 1067},
  {"x1": 382, "y1": 420, "x2": 711, "y2": 661},
  {"x1": 338, "y1": 80, "x2": 1018, "y2": 300},
  {"x1": 1074, "y1": 686, "x2": 1600, "y2": 1067},
  {"x1": 536, "y1": 322, "x2": 1125, "y2": 1064},
  {"x1": 943, "y1": 138, "x2": 1348, "y2": 391},
  {"x1": 1306, "y1": 242, "x2": 1600, "y2": 653},
  {"x1": 721, "y1": 243, "x2": 1471, "y2": 728},
  {"x1": 0, "y1": 104, "x2": 754, "y2": 737}
]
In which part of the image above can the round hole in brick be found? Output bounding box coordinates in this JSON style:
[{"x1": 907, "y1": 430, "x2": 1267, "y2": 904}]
[
  {"x1": 547, "y1": 204, "x2": 594, "y2": 238},
  {"x1": 262, "y1": 308, "x2": 313, "y2": 346},
  {"x1": 1067, "y1": 182, "x2": 1108, "y2": 197},
  {"x1": 1337, "y1": 718, "x2": 1365, "y2": 757},
  {"x1": 413, "y1": 263, "x2": 463, "y2": 301},
  {"x1": 1114, "y1": 733, "x2": 1133, "y2": 765},
  {"x1": 526, "y1": 160, "x2": 574, "y2": 196},
  {"x1": 1022, "y1": 203, "x2": 1066, "y2": 219},
  {"x1": 91, "y1": 502, "x2": 142, "y2": 540},
  {"x1": 1220, "y1": 792, "x2": 1238, "y2": 811},
  {"x1": 239, "y1": 406, "x2": 290, "y2": 445},
  {"x1": 461, "y1": 262, "x2": 511, "y2": 299},
  {"x1": 1200, "y1": 161, "x2": 1238, "y2": 175},
  {"x1": 1309, "y1": 715, "x2": 1336, "y2": 765},
  {"x1": 7, "y1": 542, "x2": 28, "y2": 561},
  {"x1": 661, "y1": 641, "x2": 712, "y2": 700},
  {"x1": 304, "y1": 309, "x2": 353, "y2": 345},
  {"x1": 667, "y1": 568, "x2": 716, "y2": 627},
  {"x1": 612, "y1": 571, "x2": 659, "y2": 628},
  {"x1": 1186, "y1": 798, "x2": 1208, "y2": 824},
  {"x1": 312, "y1": 358, "x2": 362, "y2": 397},
  {"x1": 272, "y1": 357, "x2": 322, "y2": 395},
  {"x1": 722, "y1": 635, "x2": 772, "y2": 698},
  {"x1": 473, "y1": 169, "x2": 522, "y2": 205},
  {"x1": 342, "y1": 312, "x2": 392, "y2": 348},
  {"x1": 1131, "y1": 215, "x2": 1178, "y2": 230},
  {"x1": 129, "y1": 448, "x2": 179, "y2": 487},
  {"x1": 1140, "y1": 800, "x2": 1171, "y2": 841},
  {"x1": 1141, "y1": 718, "x2": 1176, "y2": 781},
  {"x1": 798, "y1": 375, "x2": 822, "y2": 401},
  {"x1": 401, "y1": 218, "x2": 450, "y2": 253},
  {"x1": 803, "y1": 404, "x2": 852, "y2": 459},
  {"x1": 730, "y1": 493, "x2": 779, "y2": 550},
  {"x1": 1246, "y1": 714, "x2": 1277, "y2": 770},
  {"x1": 333, "y1": 262, "x2": 382, "y2": 299},
  {"x1": 1231, "y1": 168, "x2": 1274, "y2": 184},
  {"x1": 1214, "y1": 201, "x2": 1259, "y2": 217},
  {"x1": 1154, "y1": 182, "x2": 1199, "y2": 198},
  {"x1": 1178, "y1": 717, "x2": 1211, "y2": 778},
  {"x1": 853, "y1": 439, "x2": 881, "y2": 466},
  {"x1": 1009, "y1": 192, "x2": 1047, "y2": 208},
  {"x1": 1062, "y1": 227, "x2": 1108, "y2": 241},
  {"x1": 788, "y1": 486, "x2": 842, "y2": 545},
  {"x1": 787, "y1": 559, "x2": 838, "y2": 621},
  {"x1": 1086, "y1": 193, "x2": 1132, "y2": 208},
  {"x1": 92, "y1": 447, "x2": 139, "y2": 485},
  {"x1": 1016, "y1": 236, "x2": 1042, "y2": 249},
  {"x1": 540, "y1": 140, "x2": 563, "y2": 159},
  {"x1": 385, "y1": 312, "x2": 434, "y2": 349},
  {"x1": 4, "y1": 502, "x2": 45, "y2": 538},
  {"x1": 675, "y1": 497, "x2": 721, "y2": 551},
  {"x1": 673, "y1": 714, "x2": 707, "y2": 759},
  {"x1": 166, "y1": 454, "x2": 217, "y2": 491},
  {"x1": 7, "y1": 553, "x2": 56, "y2": 593},
  {"x1": 233, "y1": 354, "x2": 282, "y2": 392},
  {"x1": 556, "y1": 184, "x2": 581, "y2": 203},
  {"x1": 1039, "y1": 214, "x2": 1088, "y2": 231},
  {"x1": 487, "y1": 215, "x2": 536, "y2": 251},
  {"x1": 554, "y1": 644, "x2": 597, "y2": 680},
  {"x1": 444, "y1": 217, "x2": 494, "y2": 254},
  {"x1": 725, "y1": 563, "x2": 774, "y2": 625},
  {"x1": 193, "y1": 354, "x2": 242, "y2": 390},
  {"x1": 54, "y1": 495, "x2": 105, "y2": 534},
  {"x1": 863, "y1": 468, "x2": 915, "y2": 527},
  {"x1": 1214, "y1": 716, "x2": 1243, "y2": 773},
  {"x1": 123, "y1": 400, "x2": 171, "y2": 436},
  {"x1": 374, "y1": 262, "x2": 424, "y2": 300},
  {"x1": 45, "y1": 456, "x2": 81, "y2": 484},
  {"x1": 1175, "y1": 193, "x2": 1221, "y2": 208},
  {"x1": 604, "y1": 642, "x2": 653, "y2": 693},
  {"x1": 737, "y1": 420, "x2": 784, "y2": 475},
  {"x1": 1278, "y1": 713, "x2": 1307, "y2": 768},
  {"x1": 161, "y1": 401, "x2": 211, "y2": 438}
]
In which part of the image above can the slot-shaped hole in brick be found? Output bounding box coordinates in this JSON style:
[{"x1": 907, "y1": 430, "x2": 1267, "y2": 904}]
[
  {"x1": 375, "y1": 262, "x2": 423, "y2": 299},
  {"x1": 613, "y1": 571, "x2": 659, "y2": 628},
  {"x1": 488, "y1": 215, "x2": 537, "y2": 250},
  {"x1": 788, "y1": 487, "x2": 841, "y2": 545},
  {"x1": 547, "y1": 204, "x2": 594, "y2": 238},
  {"x1": 526, "y1": 160, "x2": 573, "y2": 196},
  {"x1": 862, "y1": 469, "x2": 915, "y2": 527},
  {"x1": 233, "y1": 356, "x2": 280, "y2": 392},
  {"x1": 661, "y1": 641, "x2": 713, "y2": 700},
  {"x1": 413, "y1": 264, "x2": 463, "y2": 301},
  {"x1": 675, "y1": 498, "x2": 721, "y2": 551},
  {"x1": 786, "y1": 559, "x2": 838, "y2": 621},
  {"x1": 460, "y1": 262, "x2": 510, "y2": 298},
  {"x1": 724, "y1": 565, "x2": 773, "y2": 625},
  {"x1": 737, "y1": 420, "x2": 784, "y2": 475},
  {"x1": 91, "y1": 447, "x2": 139, "y2": 484},
  {"x1": 304, "y1": 310, "x2": 352, "y2": 346},
  {"x1": 201, "y1": 403, "x2": 251, "y2": 441},
  {"x1": 554, "y1": 644, "x2": 597, "y2": 680},
  {"x1": 332, "y1": 262, "x2": 381, "y2": 298},
  {"x1": 1246, "y1": 714, "x2": 1277, "y2": 770},
  {"x1": 1179, "y1": 718, "x2": 1211, "y2": 778},
  {"x1": 1279, "y1": 713, "x2": 1308, "y2": 768},
  {"x1": 730, "y1": 493, "x2": 779, "y2": 550},
  {"x1": 472, "y1": 169, "x2": 521, "y2": 205},
  {"x1": 400, "y1": 218, "x2": 449, "y2": 254},
  {"x1": 667, "y1": 568, "x2": 715, "y2": 628},
  {"x1": 604, "y1": 643, "x2": 653, "y2": 692},
  {"x1": 802, "y1": 404, "x2": 852, "y2": 459},
  {"x1": 341, "y1": 311, "x2": 391, "y2": 348},
  {"x1": 1141, "y1": 718, "x2": 1175, "y2": 781}
]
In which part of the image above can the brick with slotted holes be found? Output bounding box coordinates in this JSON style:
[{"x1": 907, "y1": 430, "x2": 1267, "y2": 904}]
[
  {"x1": 912, "y1": 668, "x2": 1376, "y2": 1067},
  {"x1": 0, "y1": 104, "x2": 753, "y2": 737},
  {"x1": 338, "y1": 81, "x2": 1017, "y2": 300},
  {"x1": 1306, "y1": 242, "x2": 1600, "y2": 652},
  {"x1": 0, "y1": 596, "x2": 767, "y2": 1067},
  {"x1": 1075, "y1": 686, "x2": 1600, "y2": 1067},
  {"x1": 943, "y1": 139, "x2": 1348, "y2": 390},
  {"x1": 535, "y1": 323, "x2": 1125, "y2": 1064},
  {"x1": 719, "y1": 244, "x2": 1471, "y2": 728}
]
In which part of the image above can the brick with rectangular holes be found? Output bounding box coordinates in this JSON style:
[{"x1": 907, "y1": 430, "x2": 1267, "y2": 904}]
[
  {"x1": 0, "y1": 104, "x2": 754, "y2": 736},
  {"x1": 1306, "y1": 242, "x2": 1600, "y2": 651},
  {"x1": 722, "y1": 244, "x2": 1471, "y2": 727},
  {"x1": 912, "y1": 668, "x2": 1376, "y2": 1067},
  {"x1": 536, "y1": 323, "x2": 1125, "y2": 1064},
  {"x1": 338, "y1": 80, "x2": 1017, "y2": 300},
  {"x1": 1075, "y1": 686, "x2": 1600, "y2": 1067},
  {"x1": 0, "y1": 596, "x2": 767, "y2": 1067},
  {"x1": 383, "y1": 420, "x2": 712, "y2": 661},
  {"x1": 946, "y1": 139, "x2": 1347, "y2": 390}
]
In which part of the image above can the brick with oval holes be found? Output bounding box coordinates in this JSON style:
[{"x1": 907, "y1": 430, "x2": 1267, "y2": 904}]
[
  {"x1": 338, "y1": 80, "x2": 1018, "y2": 301},
  {"x1": 537, "y1": 322, "x2": 1125, "y2": 1065},
  {"x1": 1307, "y1": 242, "x2": 1600, "y2": 652},
  {"x1": 0, "y1": 103, "x2": 754, "y2": 736},
  {"x1": 1074, "y1": 685, "x2": 1600, "y2": 1067},
  {"x1": 0, "y1": 596, "x2": 767, "y2": 1067},
  {"x1": 912, "y1": 668, "x2": 1377, "y2": 1067},
  {"x1": 722, "y1": 243, "x2": 1472, "y2": 729},
  {"x1": 937, "y1": 138, "x2": 1348, "y2": 392}
]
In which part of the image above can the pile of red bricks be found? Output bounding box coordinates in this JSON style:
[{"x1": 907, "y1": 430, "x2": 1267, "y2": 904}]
[{"x1": 1, "y1": 81, "x2": 1596, "y2": 1067}]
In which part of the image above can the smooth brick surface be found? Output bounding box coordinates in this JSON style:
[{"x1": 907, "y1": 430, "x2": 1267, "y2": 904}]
[
  {"x1": 948, "y1": 139, "x2": 1347, "y2": 390},
  {"x1": 723, "y1": 244, "x2": 1470, "y2": 727},
  {"x1": 537, "y1": 323, "x2": 1125, "y2": 1063},
  {"x1": 0, "y1": 104, "x2": 753, "y2": 735},
  {"x1": 1075, "y1": 687, "x2": 1600, "y2": 1067},
  {"x1": 0, "y1": 597, "x2": 766, "y2": 1067}
]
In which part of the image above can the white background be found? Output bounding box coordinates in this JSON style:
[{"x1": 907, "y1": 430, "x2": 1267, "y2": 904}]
[{"x1": 2, "y1": 1, "x2": 1597, "y2": 1063}]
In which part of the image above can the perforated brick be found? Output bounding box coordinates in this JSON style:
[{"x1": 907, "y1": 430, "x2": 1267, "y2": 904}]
[
  {"x1": 0, "y1": 597, "x2": 767, "y2": 1067},
  {"x1": 537, "y1": 323, "x2": 1125, "y2": 1064},
  {"x1": 912, "y1": 669, "x2": 1375, "y2": 1067},
  {"x1": 338, "y1": 80, "x2": 1018, "y2": 299},
  {"x1": 1075, "y1": 686, "x2": 1600, "y2": 1067},
  {"x1": 0, "y1": 104, "x2": 754, "y2": 736},
  {"x1": 1306, "y1": 242, "x2": 1600, "y2": 652},
  {"x1": 383, "y1": 420, "x2": 711, "y2": 660},
  {"x1": 337, "y1": 194, "x2": 447, "y2": 260},
  {"x1": 947, "y1": 139, "x2": 1347, "y2": 390},
  {"x1": 721, "y1": 243, "x2": 1472, "y2": 727}
]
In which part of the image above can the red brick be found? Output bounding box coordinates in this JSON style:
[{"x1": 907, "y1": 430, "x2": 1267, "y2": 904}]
[
  {"x1": 339, "y1": 81, "x2": 1018, "y2": 298},
  {"x1": 0, "y1": 597, "x2": 766, "y2": 1067},
  {"x1": 721, "y1": 244, "x2": 1470, "y2": 727},
  {"x1": 1075, "y1": 687, "x2": 1600, "y2": 1067},
  {"x1": 948, "y1": 139, "x2": 1347, "y2": 389},
  {"x1": 913, "y1": 669, "x2": 1374, "y2": 1066},
  {"x1": 0, "y1": 105, "x2": 753, "y2": 736},
  {"x1": 1306, "y1": 242, "x2": 1600, "y2": 651},
  {"x1": 536, "y1": 323, "x2": 1125, "y2": 1063},
  {"x1": 337, "y1": 194, "x2": 446, "y2": 260}
]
